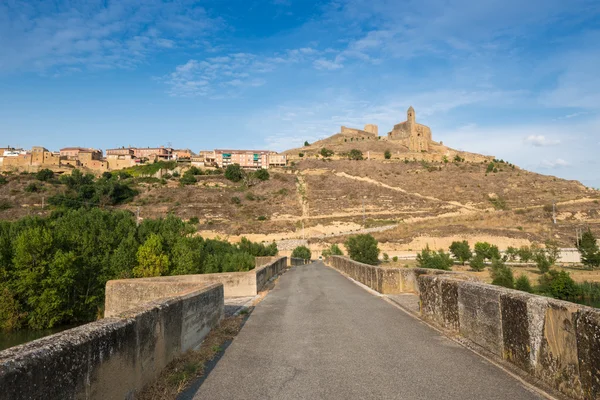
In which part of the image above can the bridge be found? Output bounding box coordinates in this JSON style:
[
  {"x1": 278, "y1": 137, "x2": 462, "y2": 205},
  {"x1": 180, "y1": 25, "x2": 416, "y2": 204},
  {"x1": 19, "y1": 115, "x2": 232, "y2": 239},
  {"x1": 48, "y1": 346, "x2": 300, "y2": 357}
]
[{"x1": 1, "y1": 256, "x2": 598, "y2": 400}]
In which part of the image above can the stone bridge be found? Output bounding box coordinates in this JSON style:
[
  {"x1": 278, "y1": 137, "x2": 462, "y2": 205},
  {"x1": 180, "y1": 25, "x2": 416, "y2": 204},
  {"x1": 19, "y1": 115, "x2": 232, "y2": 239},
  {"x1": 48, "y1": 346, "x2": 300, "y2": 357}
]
[{"x1": 1, "y1": 256, "x2": 599, "y2": 400}]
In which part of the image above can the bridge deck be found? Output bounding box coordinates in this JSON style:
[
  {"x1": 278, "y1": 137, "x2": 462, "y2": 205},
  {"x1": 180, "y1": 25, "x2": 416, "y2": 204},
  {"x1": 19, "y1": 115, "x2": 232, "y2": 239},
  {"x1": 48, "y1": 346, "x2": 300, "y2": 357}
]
[{"x1": 189, "y1": 262, "x2": 544, "y2": 400}]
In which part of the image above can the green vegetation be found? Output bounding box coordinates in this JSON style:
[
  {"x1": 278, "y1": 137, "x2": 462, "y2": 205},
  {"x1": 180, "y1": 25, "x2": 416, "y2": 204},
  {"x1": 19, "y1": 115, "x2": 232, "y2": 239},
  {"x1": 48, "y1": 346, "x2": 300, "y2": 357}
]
[
  {"x1": 123, "y1": 161, "x2": 177, "y2": 177},
  {"x1": 392, "y1": 256, "x2": 398, "y2": 262},
  {"x1": 321, "y1": 244, "x2": 343, "y2": 258},
  {"x1": 490, "y1": 258, "x2": 514, "y2": 288},
  {"x1": 0, "y1": 175, "x2": 7, "y2": 185},
  {"x1": 254, "y1": 169, "x2": 269, "y2": 181},
  {"x1": 384, "y1": 150, "x2": 391, "y2": 160},
  {"x1": 304, "y1": 141, "x2": 310, "y2": 147},
  {"x1": 225, "y1": 164, "x2": 244, "y2": 182},
  {"x1": 538, "y1": 270, "x2": 580, "y2": 301},
  {"x1": 345, "y1": 234, "x2": 379, "y2": 265},
  {"x1": 298, "y1": 152, "x2": 304, "y2": 158},
  {"x1": 320, "y1": 148, "x2": 334, "y2": 158},
  {"x1": 0, "y1": 210, "x2": 277, "y2": 332},
  {"x1": 291, "y1": 245, "x2": 311, "y2": 260},
  {"x1": 515, "y1": 275, "x2": 533, "y2": 293},
  {"x1": 453, "y1": 155, "x2": 464, "y2": 162},
  {"x1": 449, "y1": 240, "x2": 472, "y2": 265},
  {"x1": 179, "y1": 169, "x2": 197, "y2": 186},
  {"x1": 474, "y1": 242, "x2": 501, "y2": 261},
  {"x1": 416, "y1": 246, "x2": 453, "y2": 271},
  {"x1": 348, "y1": 149, "x2": 363, "y2": 160},
  {"x1": 231, "y1": 196, "x2": 241, "y2": 205},
  {"x1": 469, "y1": 255, "x2": 486, "y2": 271},
  {"x1": 35, "y1": 169, "x2": 54, "y2": 182},
  {"x1": 577, "y1": 229, "x2": 600, "y2": 268},
  {"x1": 24, "y1": 182, "x2": 42, "y2": 193},
  {"x1": 488, "y1": 196, "x2": 508, "y2": 210}
]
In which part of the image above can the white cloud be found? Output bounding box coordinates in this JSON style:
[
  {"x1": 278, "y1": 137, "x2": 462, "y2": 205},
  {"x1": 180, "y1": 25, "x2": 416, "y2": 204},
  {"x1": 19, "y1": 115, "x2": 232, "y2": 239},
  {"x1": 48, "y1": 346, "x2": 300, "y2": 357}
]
[
  {"x1": 540, "y1": 158, "x2": 570, "y2": 168},
  {"x1": 524, "y1": 135, "x2": 560, "y2": 147},
  {"x1": 313, "y1": 59, "x2": 344, "y2": 70}
]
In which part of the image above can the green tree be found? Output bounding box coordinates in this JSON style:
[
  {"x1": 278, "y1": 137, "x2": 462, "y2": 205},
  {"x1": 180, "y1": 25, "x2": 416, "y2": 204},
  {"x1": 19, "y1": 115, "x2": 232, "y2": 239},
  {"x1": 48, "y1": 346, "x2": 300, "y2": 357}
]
[
  {"x1": 538, "y1": 270, "x2": 580, "y2": 300},
  {"x1": 345, "y1": 234, "x2": 379, "y2": 265},
  {"x1": 449, "y1": 240, "x2": 472, "y2": 265},
  {"x1": 505, "y1": 246, "x2": 518, "y2": 262},
  {"x1": 322, "y1": 244, "x2": 343, "y2": 258},
  {"x1": 348, "y1": 149, "x2": 363, "y2": 160},
  {"x1": 291, "y1": 245, "x2": 311, "y2": 260},
  {"x1": 298, "y1": 152, "x2": 304, "y2": 158},
  {"x1": 384, "y1": 150, "x2": 391, "y2": 160},
  {"x1": 490, "y1": 258, "x2": 514, "y2": 289},
  {"x1": 517, "y1": 245, "x2": 533, "y2": 263},
  {"x1": 515, "y1": 275, "x2": 533, "y2": 293},
  {"x1": 224, "y1": 164, "x2": 244, "y2": 182},
  {"x1": 533, "y1": 249, "x2": 552, "y2": 274},
  {"x1": 254, "y1": 169, "x2": 270, "y2": 181},
  {"x1": 469, "y1": 255, "x2": 486, "y2": 272},
  {"x1": 474, "y1": 242, "x2": 501, "y2": 260},
  {"x1": 577, "y1": 229, "x2": 600, "y2": 268},
  {"x1": 416, "y1": 246, "x2": 453, "y2": 271},
  {"x1": 304, "y1": 141, "x2": 310, "y2": 146},
  {"x1": 320, "y1": 148, "x2": 334, "y2": 158},
  {"x1": 133, "y1": 234, "x2": 170, "y2": 277},
  {"x1": 383, "y1": 253, "x2": 390, "y2": 262},
  {"x1": 179, "y1": 170, "x2": 197, "y2": 186},
  {"x1": 36, "y1": 169, "x2": 54, "y2": 182}
]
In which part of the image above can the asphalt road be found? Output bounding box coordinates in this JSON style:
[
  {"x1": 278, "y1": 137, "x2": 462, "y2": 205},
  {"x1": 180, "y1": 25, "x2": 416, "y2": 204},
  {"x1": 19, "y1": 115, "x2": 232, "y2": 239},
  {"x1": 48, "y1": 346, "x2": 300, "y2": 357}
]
[{"x1": 191, "y1": 262, "x2": 545, "y2": 400}]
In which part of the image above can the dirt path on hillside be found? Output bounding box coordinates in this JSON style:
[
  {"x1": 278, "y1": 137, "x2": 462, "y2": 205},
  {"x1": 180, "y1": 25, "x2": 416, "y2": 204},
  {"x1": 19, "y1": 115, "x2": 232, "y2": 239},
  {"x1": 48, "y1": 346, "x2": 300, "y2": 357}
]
[{"x1": 295, "y1": 172, "x2": 309, "y2": 219}]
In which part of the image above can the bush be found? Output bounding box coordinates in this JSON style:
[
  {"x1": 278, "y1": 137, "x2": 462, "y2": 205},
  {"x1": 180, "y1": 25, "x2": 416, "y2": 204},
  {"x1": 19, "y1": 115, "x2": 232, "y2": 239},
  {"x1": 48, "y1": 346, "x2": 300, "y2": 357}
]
[
  {"x1": 0, "y1": 176, "x2": 7, "y2": 185},
  {"x1": 254, "y1": 169, "x2": 269, "y2": 181},
  {"x1": 231, "y1": 196, "x2": 241, "y2": 205},
  {"x1": 474, "y1": 242, "x2": 501, "y2": 260},
  {"x1": 188, "y1": 217, "x2": 199, "y2": 224},
  {"x1": 345, "y1": 234, "x2": 379, "y2": 265},
  {"x1": 36, "y1": 169, "x2": 54, "y2": 182},
  {"x1": 538, "y1": 270, "x2": 580, "y2": 300},
  {"x1": 517, "y1": 245, "x2": 533, "y2": 263},
  {"x1": 577, "y1": 229, "x2": 600, "y2": 269},
  {"x1": 515, "y1": 275, "x2": 533, "y2": 293},
  {"x1": 179, "y1": 170, "x2": 197, "y2": 186},
  {"x1": 392, "y1": 256, "x2": 398, "y2": 262},
  {"x1": 348, "y1": 149, "x2": 363, "y2": 160},
  {"x1": 534, "y1": 249, "x2": 552, "y2": 274},
  {"x1": 257, "y1": 215, "x2": 267, "y2": 221},
  {"x1": 298, "y1": 152, "x2": 304, "y2": 158},
  {"x1": 322, "y1": 244, "x2": 343, "y2": 258},
  {"x1": 0, "y1": 200, "x2": 12, "y2": 211},
  {"x1": 304, "y1": 141, "x2": 310, "y2": 147},
  {"x1": 384, "y1": 150, "x2": 391, "y2": 159},
  {"x1": 416, "y1": 246, "x2": 453, "y2": 271},
  {"x1": 225, "y1": 164, "x2": 244, "y2": 182},
  {"x1": 449, "y1": 240, "x2": 472, "y2": 265},
  {"x1": 320, "y1": 148, "x2": 334, "y2": 158},
  {"x1": 383, "y1": 253, "x2": 389, "y2": 262},
  {"x1": 292, "y1": 245, "x2": 311, "y2": 260},
  {"x1": 469, "y1": 255, "x2": 486, "y2": 271},
  {"x1": 486, "y1": 162, "x2": 495, "y2": 173},
  {"x1": 490, "y1": 258, "x2": 514, "y2": 288},
  {"x1": 24, "y1": 182, "x2": 42, "y2": 193},
  {"x1": 505, "y1": 246, "x2": 518, "y2": 262}
]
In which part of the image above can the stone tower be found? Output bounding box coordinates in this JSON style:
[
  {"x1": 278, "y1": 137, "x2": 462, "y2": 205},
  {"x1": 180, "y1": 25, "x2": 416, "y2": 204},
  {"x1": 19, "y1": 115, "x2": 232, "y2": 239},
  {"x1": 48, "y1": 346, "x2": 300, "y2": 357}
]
[{"x1": 407, "y1": 106, "x2": 415, "y2": 124}]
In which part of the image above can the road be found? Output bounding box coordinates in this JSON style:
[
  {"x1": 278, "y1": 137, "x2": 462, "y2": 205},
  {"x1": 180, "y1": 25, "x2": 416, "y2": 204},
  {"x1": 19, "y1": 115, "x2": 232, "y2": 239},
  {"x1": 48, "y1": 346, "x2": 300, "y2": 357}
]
[{"x1": 190, "y1": 262, "x2": 545, "y2": 400}]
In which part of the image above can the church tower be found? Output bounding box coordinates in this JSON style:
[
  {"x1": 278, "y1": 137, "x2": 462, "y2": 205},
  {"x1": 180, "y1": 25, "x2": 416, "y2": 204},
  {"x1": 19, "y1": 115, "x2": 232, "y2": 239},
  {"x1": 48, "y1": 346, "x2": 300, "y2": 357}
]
[{"x1": 407, "y1": 106, "x2": 415, "y2": 124}]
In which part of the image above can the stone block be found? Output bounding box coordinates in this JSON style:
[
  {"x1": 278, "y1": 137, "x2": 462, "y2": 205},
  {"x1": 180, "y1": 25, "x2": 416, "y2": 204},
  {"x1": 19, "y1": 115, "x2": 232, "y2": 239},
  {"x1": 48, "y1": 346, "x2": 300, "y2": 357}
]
[
  {"x1": 458, "y1": 283, "x2": 503, "y2": 356},
  {"x1": 500, "y1": 292, "x2": 531, "y2": 371},
  {"x1": 440, "y1": 279, "x2": 460, "y2": 332},
  {"x1": 381, "y1": 268, "x2": 403, "y2": 294},
  {"x1": 576, "y1": 307, "x2": 600, "y2": 399}
]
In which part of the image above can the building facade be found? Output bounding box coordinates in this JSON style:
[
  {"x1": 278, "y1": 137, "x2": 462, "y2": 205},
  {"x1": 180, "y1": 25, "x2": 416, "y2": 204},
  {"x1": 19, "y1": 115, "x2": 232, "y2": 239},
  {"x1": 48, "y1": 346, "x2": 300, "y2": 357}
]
[{"x1": 387, "y1": 106, "x2": 432, "y2": 152}]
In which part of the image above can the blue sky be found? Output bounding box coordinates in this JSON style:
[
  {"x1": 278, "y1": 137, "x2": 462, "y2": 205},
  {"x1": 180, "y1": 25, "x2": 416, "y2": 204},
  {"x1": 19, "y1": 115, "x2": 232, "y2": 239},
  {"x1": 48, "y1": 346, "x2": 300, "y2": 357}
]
[{"x1": 1, "y1": 0, "x2": 599, "y2": 187}]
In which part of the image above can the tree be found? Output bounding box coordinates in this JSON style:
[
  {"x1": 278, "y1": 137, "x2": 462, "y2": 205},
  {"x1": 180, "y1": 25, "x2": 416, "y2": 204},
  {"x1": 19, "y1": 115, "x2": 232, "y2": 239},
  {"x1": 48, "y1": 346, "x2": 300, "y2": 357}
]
[
  {"x1": 577, "y1": 229, "x2": 600, "y2": 269},
  {"x1": 505, "y1": 246, "x2": 518, "y2": 262},
  {"x1": 254, "y1": 169, "x2": 270, "y2": 181},
  {"x1": 533, "y1": 249, "x2": 552, "y2": 274},
  {"x1": 469, "y1": 255, "x2": 486, "y2": 271},
  {"x1": 133, "y1": 234, "x2": 170, "y2": 277},
  {"x1": 490, "y1": 258, "x2": 514, "y2": 289},
  {"x1": 517, "y1": 245, "x2": 533, "y2": 263},
  {"x1": 474, "y1": 242, "x2": 501, "y2": 260},
  {"x1": 538, "y1": 270, "x2": 580, "y2": 300},
  {"x1": 298, "y1": 152, "x2": 304, "y2": 158},
  {"x1": 416, "y1": 246, "x2": 453, "y2": 271},
  {"x1": 515, "y1": 275, "x2": 533, "y2": 293},
  {"x1": 322, "y1": 244, "x2": 343, "y2": 258},
  {"x1": 348, "y1": 149, "x2": 363, "y2": 160},
  {"x1": 320, "y1": 148, "x2": 334, "y2": 158},
  {"x1": 449, "y1": 240, "x2": 472, "y2": 265},
  {"x1": 291, "y1": 245, "x2": 311, "y2": 260},
  {"x1": 304, "y1": 141, "x2": 310, "y2": 147},
  {"x1": 383, "y1": 253, "x2": 390, "y2": 262},
  {"x1": 179, "y1": 170, "x2": 197, "y2": 186},
  {"x1": 36, "y1": 169, "x2": 54, "y2": 182},
  {"x1": 384, "y1": 150, "x2": 391, "y2": 160},
  {"x1": 345, "y1": 234, "x2": 379, "y2": 265},
  {"x1": 224, "y1": 164, "x2": 244, "y2": 182}
]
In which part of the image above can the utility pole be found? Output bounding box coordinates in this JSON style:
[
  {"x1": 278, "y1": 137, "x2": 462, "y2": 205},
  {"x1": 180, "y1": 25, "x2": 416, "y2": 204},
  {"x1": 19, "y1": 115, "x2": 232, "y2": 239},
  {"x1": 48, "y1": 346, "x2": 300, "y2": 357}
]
[{"x1": 136, "y1": 207, "x2": 141, "y2": 226}]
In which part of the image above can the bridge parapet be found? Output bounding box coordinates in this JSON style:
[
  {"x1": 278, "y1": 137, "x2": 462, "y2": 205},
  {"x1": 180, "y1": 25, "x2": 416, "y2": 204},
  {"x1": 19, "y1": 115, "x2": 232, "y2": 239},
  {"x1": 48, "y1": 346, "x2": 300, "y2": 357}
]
[{"x1": 328, "y1": 256, "x2": 600, "y2": 400}]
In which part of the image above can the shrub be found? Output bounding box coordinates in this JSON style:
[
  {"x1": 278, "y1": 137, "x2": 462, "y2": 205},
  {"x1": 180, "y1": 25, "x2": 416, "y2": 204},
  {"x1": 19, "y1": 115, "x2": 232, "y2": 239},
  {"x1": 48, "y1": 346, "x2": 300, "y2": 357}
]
[
  {"x1": 534, "y1": 249, "x2": 552, "y2": 274},
  {"x1": 416, "y1": 246, "x2": 453, "y2": 271},
  {"x1": 245, "y1": 193, "x2": 256, "y2": 201},
  {"x1": 490, "y1": 258, "x2": 514, "y2": 288},
  {"x1": 577, "y1": 229, "x2": 600, "y2": 268},
  {"x1": 538, "y1": 270, "x2": 580, "y2": 300},
  {"x1": 24, "y1": 182, "x2": 42, "y2": 193},
  {"x1": 474, "y1": 242, "x2": 501, "y2": 260},
  {"x1": 0, "y1": 200, "x2": 12, "y2": 211},
  {"x1": 320, "y1": 148, "x2": 334, "y2": 158},
  {"x1": 449, "y1": 240, "x2": 472, "y2": 265},
  {"x1": 225, "y1": 164, "x2": 244, "y2": 182},
  {"x1": 515, "y1": 275, "x2": 533, "y2": 293},
  {"x1": 486, "y1": 162, "x2": 495, "y2": 173},
  {"x1": 469, "y1": 255, "x2": 486, "y2": 271},
  {"x1": 384, "y1": 150, "x2": 391, "y2": 159},
  {"x1": 36, "y1": 169, "x2": 54, "y2": 182},
  {"x1": 0, "y1": 176, "x2": 7, "y2": 185},
  {"x1": 231, "y1": 196, "x2": 241, "y2": 205},
  {"x1": 304, "y1": 141, "x2": 310, "y2": 147},
  {"x1": 442, "y1": 155, "x2": 448, "y2": 163},
  {"x1": 453, "y1": 155, "x2": 463, "y2": 162},
  {"x1": 348, "y1": 149, "x2": 363, "y2": 160},
  {"x1": 505, "y1": 246, "x2": 518, "y2": 262},
  {"x1": 517, "y1": 245, "x2": 533, "y2": 263},
  {"x1": 188, "y1": 217, "x2": 199, "y2": 224},
  {"x1": 392, "y1": 256, "x2": 398, "y2": 262},
  {"x1": 179, "y1": 170, "x2": 197, "y2": 186},
  {"x1": 383, "y1": 253, "x2": 390, "y2": 262},
  {"x1": 345, "y1": 234, "x2": 379, "y2": 265},
  {"x1": 298, "y1": 152, "x2": 304, "y2": 158},
  {"x1": 292, "y1": 245, "x2": 311, "y2": 260},
  {"x1": 254, "y1": 169, "x2": 269, "y2": 181},
  {"x1": 322, "y1": 244, "x2": 343, "y2": 258},
  {"x1": 257, "y1": 215, "x2": 267, "y2": 221}
]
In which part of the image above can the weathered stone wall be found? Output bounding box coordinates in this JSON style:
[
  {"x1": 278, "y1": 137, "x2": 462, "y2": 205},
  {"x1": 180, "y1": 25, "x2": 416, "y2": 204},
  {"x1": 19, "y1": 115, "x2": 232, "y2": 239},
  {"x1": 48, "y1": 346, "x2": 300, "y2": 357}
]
[
  {"x1": 290, "y1": 257, "x2": 309, "y2": 266},
  {"x1": 105, "y1": 257, "x2": 288, "y2": 316},
  {"x1": 328, "y1": 256, "x2": 600, "y2": 399},
  {"x1": 0, "y1": 284, "x2": 224, "y2": 400}
]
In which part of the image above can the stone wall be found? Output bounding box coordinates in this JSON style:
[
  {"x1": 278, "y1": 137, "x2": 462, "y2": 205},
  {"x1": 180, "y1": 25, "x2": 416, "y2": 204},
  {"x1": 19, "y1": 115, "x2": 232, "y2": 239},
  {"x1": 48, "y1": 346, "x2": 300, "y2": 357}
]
[
  {"x1": 105, "y1": 257, "x2": 287, "y2": 316},
  {"x1": 290, "y1": 257, "x2": 309, "y2": 266},
  {"x1": 328, "y1": 256, "x2": 600, "y2": 399},
  {"x1": 0, "y1": 284, "x2": 224, "y2": 400}
]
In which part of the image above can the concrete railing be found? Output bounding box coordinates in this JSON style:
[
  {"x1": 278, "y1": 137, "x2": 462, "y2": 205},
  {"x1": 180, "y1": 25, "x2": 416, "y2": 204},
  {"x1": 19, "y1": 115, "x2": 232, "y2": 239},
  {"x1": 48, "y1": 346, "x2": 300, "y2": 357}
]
[
  {"x1": 105, "y1": 256, "x2": 287, "y2": 317},
  {"x1": 0, "y1": 283, "x2": 223, "y2": 400},
  {"x1": 328, "y1": 256, "x2": 600, "y2": 400},
  {"x1": 290, "y1": 257, "x2": 309, "y2": 266}
]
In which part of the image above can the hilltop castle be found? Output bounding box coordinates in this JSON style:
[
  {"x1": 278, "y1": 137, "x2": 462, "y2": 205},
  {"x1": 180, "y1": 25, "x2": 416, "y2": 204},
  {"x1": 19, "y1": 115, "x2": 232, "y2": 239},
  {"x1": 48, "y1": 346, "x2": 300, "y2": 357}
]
[{"x1": 387, "y1": 106, "x2": 432, "y2": 152}]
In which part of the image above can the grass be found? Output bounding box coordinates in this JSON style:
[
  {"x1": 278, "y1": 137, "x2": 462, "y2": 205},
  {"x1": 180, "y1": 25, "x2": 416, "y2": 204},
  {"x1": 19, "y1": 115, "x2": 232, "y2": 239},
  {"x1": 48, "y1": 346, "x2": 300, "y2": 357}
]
[{"x1": 137, "y1": 315, "x2": 246, "y2": 400}]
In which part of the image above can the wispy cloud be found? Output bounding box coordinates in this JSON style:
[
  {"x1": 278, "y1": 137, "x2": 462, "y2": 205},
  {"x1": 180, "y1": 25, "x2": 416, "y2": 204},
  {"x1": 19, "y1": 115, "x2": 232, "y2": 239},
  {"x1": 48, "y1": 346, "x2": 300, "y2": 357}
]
[
  {"x1": 524, "y1": 135, "x2": 561, "y2": 147},
  {"x1": 540, "y1": 158, "x2": 570, "y2": 168}
]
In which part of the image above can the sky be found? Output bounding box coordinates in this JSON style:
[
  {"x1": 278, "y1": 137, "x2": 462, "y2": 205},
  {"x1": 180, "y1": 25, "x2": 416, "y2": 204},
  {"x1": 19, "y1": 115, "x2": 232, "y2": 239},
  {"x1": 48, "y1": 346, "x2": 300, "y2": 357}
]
[{"x1": 0, "y1": 0, "x2": 599, "y2": 187}]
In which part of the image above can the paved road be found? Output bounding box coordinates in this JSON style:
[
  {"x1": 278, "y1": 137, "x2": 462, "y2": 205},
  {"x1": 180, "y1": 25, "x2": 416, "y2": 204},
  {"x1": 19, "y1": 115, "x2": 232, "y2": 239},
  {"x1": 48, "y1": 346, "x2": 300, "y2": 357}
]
[{"x1": 191, "y1": 262, "x2": 544, "y2": 400}]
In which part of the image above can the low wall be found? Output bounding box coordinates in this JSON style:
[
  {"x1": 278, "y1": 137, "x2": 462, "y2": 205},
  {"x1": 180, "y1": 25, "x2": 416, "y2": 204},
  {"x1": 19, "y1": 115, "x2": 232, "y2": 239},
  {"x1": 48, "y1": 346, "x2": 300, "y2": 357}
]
[
  {"x1": 328, "y1": 256, "x2": 600, "y2": 400},
  {"x1": 290, "y1": 257, "x2": 309, "y2": 266},
  {"x1": 0, "y1": 283, "x2": 224, "y2": 400},
  {"x1": 106, "y1": 256, "x2": 287, "y2": 317}
]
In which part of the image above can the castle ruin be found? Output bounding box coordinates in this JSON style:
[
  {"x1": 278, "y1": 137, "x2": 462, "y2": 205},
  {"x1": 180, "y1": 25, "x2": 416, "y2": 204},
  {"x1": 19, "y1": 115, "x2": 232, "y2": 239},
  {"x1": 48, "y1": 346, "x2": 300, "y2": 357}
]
[{"x1": 387, "y1": 106, "x2": 432, "y2": 152}]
